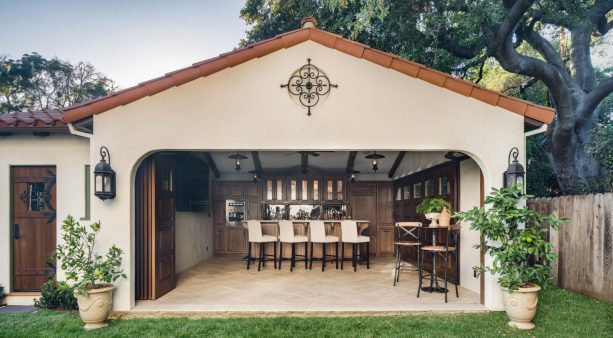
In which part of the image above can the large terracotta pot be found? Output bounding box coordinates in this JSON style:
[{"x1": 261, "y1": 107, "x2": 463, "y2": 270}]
[
  {"x1": 503, "y1": 283, "x2": 541, "y2": 330},
  {"x1": 75, "y1": 285, "x2": 114, "y2": 330}
]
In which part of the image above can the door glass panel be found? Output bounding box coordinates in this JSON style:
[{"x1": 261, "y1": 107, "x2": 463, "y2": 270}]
[
  {"x1": 396, "y1": 187, "x2": 402, "y2": 201},
  {"x1": 403, "y1": 186, "x2": 410, "y2": 200},
  {"x1": 276, "y1": 180, "x2": 283, "y2": 200},
  {"x1": 301, "y1": 180, "x2": 308, "y2": 200},
  {"x1": 327, "y1": 180, "x2": 333, "y2": 200},
  {"x1": 266, "y1": 180, "x2": 273, "y2": 200},
  {"x1": 337, "y1": 180, "x2": 343, "y2": 201},
  {"x1": 290, "y1": 180, "x2": 297, "y2": 200},
  {"x1": 313, "y1": 180, "x2": 319, "y2": 200},
  {"x1": 413, "y1": 183, "x2": 422, "y2": 198},
  {"x1": 439, "y1": 176, "x2": 450, "y2": 195},
  {"x1": 21, "y1": 182, "x2": 47, "y2": 211},
  {"x1": 425, "y1": 179, "x2": 435, "y2": 197}
]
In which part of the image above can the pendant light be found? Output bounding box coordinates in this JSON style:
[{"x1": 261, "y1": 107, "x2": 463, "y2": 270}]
[
  {"x1": 365, "y1": 152, "x2": 385, "y2": 173},
  {"x1": 228, "y1": 152, "x2": 248, "y2": 172}
]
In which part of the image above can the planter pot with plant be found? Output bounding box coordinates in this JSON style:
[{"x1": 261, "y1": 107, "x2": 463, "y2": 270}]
[
  {"x1": 55, "y1": 215, "x2": 126, "y2": 330},
  {"x1": 455, "y1": 185, "x2": 567, "y2": 330},
  {"x1": 416, "y1": 198, "x2": 452, "y2": 227}
]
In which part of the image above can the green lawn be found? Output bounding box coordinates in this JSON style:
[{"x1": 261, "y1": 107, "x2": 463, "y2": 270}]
[{"x1": 0, "y1": 287, "x2": 611, "y2": 338}]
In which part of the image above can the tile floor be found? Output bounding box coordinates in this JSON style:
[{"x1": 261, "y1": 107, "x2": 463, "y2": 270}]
[{"x1": 132, "y1": 257, "x2": 484, "y2": 313}]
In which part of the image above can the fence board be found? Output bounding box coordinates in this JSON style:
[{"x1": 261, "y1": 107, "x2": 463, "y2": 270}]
[{"x1": 528, "y1": 193, "x2": 613, "y2": 302}]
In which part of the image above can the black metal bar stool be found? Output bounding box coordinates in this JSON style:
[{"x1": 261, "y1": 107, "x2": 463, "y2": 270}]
[
  {"x1": 393, "y1": 222, "x2": 422, "y2": 286},
  {"x1": 418, "y1": 224, "x2": 461, "y2": 302}
]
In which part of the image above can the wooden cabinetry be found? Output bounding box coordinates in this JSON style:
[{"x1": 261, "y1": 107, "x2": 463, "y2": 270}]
[
  {"x1": 247, "y1": 201, "x2": 260, "y2": 220},
  {"x1": 213, "y1": 182, "x2": 228, "y2": 198},
  {"x1": 214, "y1": 227, "x2": 226, "y2": 254},
  {"x1": 264, "y1": 179, "x2": 285, "y2": 201},
  {"x1": 227, "y1": 227, "x2": 247, "y2": 253},
  {"x1": 245, "y1": 183, "x2": 259, "y2": 199},
  {"x1": 213, "y1": 200, "x2": 226, "y2": 226},
  {"x1": 324, "y1": 177, "x2": 346, "y2": 202},
  {"x1": 377, "y1": 226, "x2": 395, "y2": 254},
  {"x1": 228, "y1": 183, "x2": 243, "y2": 198},
  {"x1": 349, "y1": 181, "x2": 394, "y2": 256}
]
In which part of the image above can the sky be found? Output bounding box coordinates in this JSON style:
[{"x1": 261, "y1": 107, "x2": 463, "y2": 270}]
[{"x1": 0, "y1": 0, "x2": 249, "y2": 88}]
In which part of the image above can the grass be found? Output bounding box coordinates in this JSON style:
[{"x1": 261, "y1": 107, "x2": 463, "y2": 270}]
[{"x1": 0, "y1": 287, "x2": 610, "y2": 338}]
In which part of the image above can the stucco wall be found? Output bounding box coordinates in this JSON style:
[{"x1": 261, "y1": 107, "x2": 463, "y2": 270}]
[
  {"x1": 86, "y1": 40, "x2": 524, "y2": 310},
  {"x1": 459, "y1": 159, "x2": 482, "y2": 295},
  {"x1": 175, "y1": 211, "x2": 213, "y2": 273},
  {"x1": 0, "y1": 133, "x2": 89, "y2": 295}
]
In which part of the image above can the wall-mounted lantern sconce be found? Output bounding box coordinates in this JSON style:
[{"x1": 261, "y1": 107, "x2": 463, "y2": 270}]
[
  {"x1": 503, "y1": 147, "x2": 525, "y2": 189},
  {"x1": 249, "y1": 170, "x2": 259, "y2": 182},
  {"x1": 365, "y1": 152, "x2": 385, "y2": 173},
  {"x1": 94, "y1": 146, "x2": 116, "y2": 200},
  {"x1": 229, "y1": 152, "x2": 248, "y2": 172}
]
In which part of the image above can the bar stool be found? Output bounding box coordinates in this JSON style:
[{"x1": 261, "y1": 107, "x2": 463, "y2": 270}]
[
  {"x1": 340, "y1": 220, "x2": 370, "y2": 271},
  {"x1": 418, "y1": 224, "x2": 460, "y2": 302},
  {"x1": 246, "y1": 220, "x2": 277, "y2": 271},
  {"x1": 278, "y1": 220, "x2": 308, "y2": 272},
  {"x1": 308, "y1": 220, "x2": 339, "y2": 271},
  {"x1": 393, "y1": 222, "x2": 422, "y2": 286}
]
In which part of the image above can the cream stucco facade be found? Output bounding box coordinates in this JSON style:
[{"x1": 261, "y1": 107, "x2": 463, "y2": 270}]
[{"x1": 0, "y1": 39, "x2": 532, "y2": 311}]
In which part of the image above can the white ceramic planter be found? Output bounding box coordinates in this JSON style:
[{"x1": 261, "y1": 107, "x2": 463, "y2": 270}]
[
  {"x1": 503, "y1": 284, "x2": 541, "y2": 330},
  {"x1": 425, "y1": 212, "x2": 441, "y2": 227},
  {"x1": 76, "y1": 285, "x2": 114, "y2": 330}
]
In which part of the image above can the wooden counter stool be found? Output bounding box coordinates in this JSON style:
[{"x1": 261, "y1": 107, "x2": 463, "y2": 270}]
[
  {"x1": 278, "y1": 220, "x2": 309, "y2": 272},
  {"x1": 246, "y1": 220, "x2": 277, "y2": 271},
  {"x1": 340, "y1": 220, "x2": 370, "y2": 271},
  {"x1": 308, "y1": 220, "x2": 339, "y2": 271},
  {"x1": 418, "y1": 224, "x2": 460, "y2": 302},
  {"x1": 393, "y1": 222, "x2": 422, "y2": 286}
]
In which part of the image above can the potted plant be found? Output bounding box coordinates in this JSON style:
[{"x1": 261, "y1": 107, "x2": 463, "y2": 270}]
[
  {"x1": 455, "y1": 185, "x2": 567, "y2": 330},
  {"x1": 55, "y1": 215, "x2": 126, "y2": 330},
  {"x1": 416, "y1": 198, "x2": 452, "y2": 227}
]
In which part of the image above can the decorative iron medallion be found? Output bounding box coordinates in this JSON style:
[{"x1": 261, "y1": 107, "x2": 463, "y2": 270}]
[{"x1": 280, "y1": 58, "x2": 338, "y2": 116}]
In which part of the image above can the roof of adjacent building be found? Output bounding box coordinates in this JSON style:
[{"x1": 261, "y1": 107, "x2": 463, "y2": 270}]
[
  {"x1": 0, "y1": 109, "x2": 67, "y2": 133},
  {"x1": 2, "y1": 18, "x2": 555, "y2": 133}
]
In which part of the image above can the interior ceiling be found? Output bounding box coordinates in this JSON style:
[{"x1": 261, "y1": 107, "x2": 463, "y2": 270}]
[{"x1": 206, "y1": 151, "x2": 453, "y2": 179}]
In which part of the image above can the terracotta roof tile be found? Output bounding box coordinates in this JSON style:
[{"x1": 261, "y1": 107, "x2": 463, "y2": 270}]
[
  {"x1": 0, "y1": 109, "x2": 66, "y2": 131},
  {"x1": 59, "y1": 25, "x2": 555, "y2": 125}
]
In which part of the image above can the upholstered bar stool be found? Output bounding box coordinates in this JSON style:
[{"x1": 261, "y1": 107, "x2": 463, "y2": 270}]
[
  {"x1": 393, "y1": 222, "x2": 422, "y2": 286},
  {"x1": 278, "y1": 220, "x2": 309, "y2": 271},
  {"x1": 246, "y1": 220, "x2": 277, "y2": 271},
  {"x1": 340, "y1": 220, "x2": 370, "y2": 271},
  {"x1": 308, "y1": 220, "x2": 339, "y2": 271},
  {"x1": 418, "y1": 224, "x2": 461, "y2": 302}
]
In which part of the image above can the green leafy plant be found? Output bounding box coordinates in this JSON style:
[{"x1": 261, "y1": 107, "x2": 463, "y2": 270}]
[
  {"x1": 34, "y1": 280, "x2": 78, "y2": 310},
  {"x1": 416, "y1": 198, "x2": 451, "y2": 215},
  {"x1": 55, "y1": 215, "x2": 126, "y2": 295},
  {"x1": 0, "y1": 284, "x2": 5, "y2": 305},
  {"x1": 455, "y1": 185, "x2": 568, "y2": 292}
]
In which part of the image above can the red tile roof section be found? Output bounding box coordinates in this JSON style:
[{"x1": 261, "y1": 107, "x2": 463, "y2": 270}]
[
  {"x1": 0, "y1": 109, "x2": 66, "y2": 130},
  {"x1": 61, "y1": 27, "x2": 555, "y2": 124}
]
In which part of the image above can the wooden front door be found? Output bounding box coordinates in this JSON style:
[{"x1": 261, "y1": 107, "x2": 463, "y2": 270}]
[
  {"x1": 12, "y1": 166, "x2": 57, "y2": 291},
  {"x1": 153, "y1": 156, "x2": 176, "y2": 298}
]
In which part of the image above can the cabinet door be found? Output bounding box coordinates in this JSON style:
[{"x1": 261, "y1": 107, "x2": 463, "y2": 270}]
[
  {"x1": 213, "y1": 183, "x2": 228, "y2": 198},
  {"x1": 325, "y1": 178, "x2": 345, "y2": 202},
  {"x1": 214, "y1": 227, "x2": 226, "y2": 254},
  {"x1": 213, "y1": 200, "x2": 226, "y2": 226},
  {"x1": 378, "y1": 226, "x2": 394, "y2": 254},
  {"x1": 228, "y1": 183, "x2": 243, "y2": 198},
  {"x1": 245, "y1": 183, "x2": 259, "y2": 199},
  {"x1": 377, "y1": 184, "x2": 393, "y2": 224},
  {"x1": 247, "y1": 201, "x2": 260, "y2": 220},
  {"x1": 227, "y1": 227, "x2": 247, "y2": 253},
  {"x1": 310, "y1": 179, "x2": 321, "y2": 201},
  {"x1": 288, "y1": 179, "x2": 298, "y2": 201}
]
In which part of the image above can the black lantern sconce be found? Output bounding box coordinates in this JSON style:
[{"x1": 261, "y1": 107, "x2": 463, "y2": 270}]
[
  {"x1": 365, "y1": 152, "x2": 385, "y2": 173},
  {"x1": 228, "y1": 152, "x2": 248, "y2": 172},
  {"x1": 94, "y1": 146, "x2": 116, "y2": 200},
  {"x1": 503, "y1": 147, "x2": 526, "y2": 189},
  {"x1": 350, "y1": 170, "x2": 360, "y2": 182},
  {"x1": 248, "y1": 170, "x2": 259, "y2": 182}
]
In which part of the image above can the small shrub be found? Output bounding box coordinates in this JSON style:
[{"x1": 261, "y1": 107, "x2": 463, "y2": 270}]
[
  {"x1": 34, "y1": 280, "x2": 78, "y2": 310},
  {"x1": 416, "y1": 198, "x2": 451, "y2": 214},
  {"x1": 0, "y1": 284, "x2": 5, "y2": 305}
]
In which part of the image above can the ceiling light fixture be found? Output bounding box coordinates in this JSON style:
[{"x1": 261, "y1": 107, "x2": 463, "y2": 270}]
[
  {"x1": 365, "y1": 152, "x2": 385, "y2": 173},
  {"x1": 228, "y1": 152, "x2": 248, "y2": 172}
]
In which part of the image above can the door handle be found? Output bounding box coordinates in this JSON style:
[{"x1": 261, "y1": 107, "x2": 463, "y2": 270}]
[{"x1": 14, "y1": 224, "x2": 20, "y2": 239}]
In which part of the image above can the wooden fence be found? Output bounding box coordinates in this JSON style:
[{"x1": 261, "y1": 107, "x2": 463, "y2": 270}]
[{"x1": 528, "y1": 193, "x2": 612, "y2": 302}]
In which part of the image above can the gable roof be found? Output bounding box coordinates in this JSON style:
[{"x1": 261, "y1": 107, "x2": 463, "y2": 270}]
[
  {"x1": 0, "y1": 109, "x2": 67, "y2": 133},
  {"x1": 23, "y1": 24, "x2": 552, "y2": 126}
]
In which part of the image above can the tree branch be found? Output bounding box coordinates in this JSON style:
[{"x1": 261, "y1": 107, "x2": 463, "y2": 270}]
[
  {"x1": 518, "y1": 24, "x2": 565, "y2": 70},
  {"x1": 590, "y1": 0, "x2": 613, "y2": 35},
  {"x1": 436, "y1": 30, "x2": 486, "y2": 59},
  {"x1": 577, "y1": 77, "x2": 613, "y2": 127}
]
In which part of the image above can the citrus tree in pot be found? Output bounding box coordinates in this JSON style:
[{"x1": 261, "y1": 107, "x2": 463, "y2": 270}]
[
  {"x1": 455, "y1": 185, "x2": 567, "y2": 330},
  {"x1": 55, "y1": 215, "x2": 126, "y2": 330},
  {"x1": 416, "y1": 198, "x2": 451, "y2": 227}
]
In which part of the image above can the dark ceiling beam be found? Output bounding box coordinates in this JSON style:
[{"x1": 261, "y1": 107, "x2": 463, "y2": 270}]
[
  {"x1": 203, "y1": 152, "x2": 220, "y2": 179},
  {"x1": 346, "y1": 151, "x2": 357, "y2": 174},
  {"x1": 301, "y1": 152, "x2": 309, "y2": 174},
  {"x1": 252, "y1": 151, "x2": 263, "y2": 175},
  {"x1": 388, "y1": 151, "x2": 406, "y2": 178}
]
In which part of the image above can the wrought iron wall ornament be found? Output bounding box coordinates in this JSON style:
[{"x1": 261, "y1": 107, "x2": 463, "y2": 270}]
[{"x1": 280, "y1": 58, "x2": 338, "y2": 116}]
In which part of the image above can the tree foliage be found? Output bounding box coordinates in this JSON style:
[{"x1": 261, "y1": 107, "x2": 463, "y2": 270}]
[
  {"x1": 241, "y1": 0, "x2": 613, "y2": 194},
  {"x1": 0, "y1": 53, "x2": 116, "y2": 114}
]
